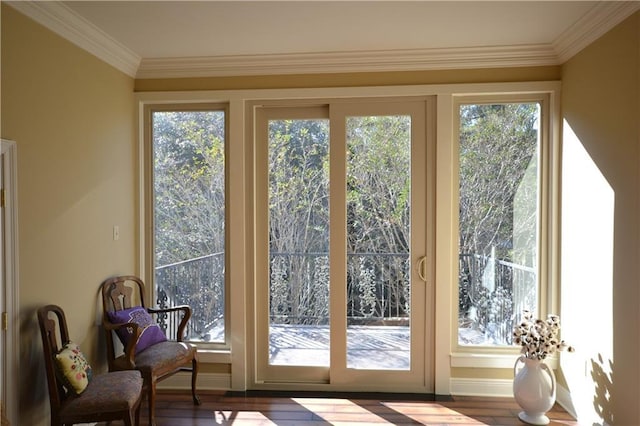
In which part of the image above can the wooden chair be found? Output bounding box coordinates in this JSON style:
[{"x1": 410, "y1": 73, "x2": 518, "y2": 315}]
[
  {"x1": 100, "y1": 275, "x2": 200, "y2": 426},
  {"x1": 37, "y1": 304, "x2": 143, "y2": 426}
]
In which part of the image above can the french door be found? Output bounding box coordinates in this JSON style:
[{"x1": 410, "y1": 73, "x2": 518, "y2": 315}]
[{"x1": 254, "y1": 98, "x2": 434, "y2": 391}]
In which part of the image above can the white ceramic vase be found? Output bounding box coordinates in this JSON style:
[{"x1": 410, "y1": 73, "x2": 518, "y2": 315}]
[{"x1": 513, "y1": 355, "x2": 556, "y2": 425}]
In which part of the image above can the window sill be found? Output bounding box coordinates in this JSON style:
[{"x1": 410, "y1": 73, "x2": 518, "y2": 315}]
[{"x1": 451, "y1": 352, "x2": 558, "y2": 369}]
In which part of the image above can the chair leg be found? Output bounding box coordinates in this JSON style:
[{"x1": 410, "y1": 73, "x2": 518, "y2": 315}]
[
  {"x1": 191, "y1": 356, "x2": 201, "y2": 405},
  {"x1": 148, "y1": 378, "x2": 157, "y2": 426},
  {"x1": 135, "y1": 397, "x2": 141, "y2": 426},
  {"x1": 124, "y1": 410, "x2": 134, "y2": 426}
]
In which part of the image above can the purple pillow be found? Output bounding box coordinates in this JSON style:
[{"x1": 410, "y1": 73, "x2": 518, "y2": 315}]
[{"x1": 107, "y1": 306, "x2": 167, "y2": 354}]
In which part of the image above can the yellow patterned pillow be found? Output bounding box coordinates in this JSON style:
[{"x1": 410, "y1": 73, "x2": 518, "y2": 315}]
[{"x1": 55, "y1": 341, "x2": 93, "y2": 394}]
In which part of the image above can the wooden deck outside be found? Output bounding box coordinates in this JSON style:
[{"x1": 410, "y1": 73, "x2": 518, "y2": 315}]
[{"x1": 269, "y1": 324, "x2": 410, "y2": 369}]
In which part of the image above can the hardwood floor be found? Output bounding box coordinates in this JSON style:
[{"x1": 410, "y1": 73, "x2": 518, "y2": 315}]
[{"x1": 98, "y1": 390, "x2": 580, "y2": 426}]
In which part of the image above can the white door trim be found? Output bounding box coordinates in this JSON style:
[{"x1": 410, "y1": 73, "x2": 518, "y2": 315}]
[
  {"x1": 1, "y1": 139, "x2": 19, "y2": 425},
  {"x1": 252, "y1": 99, "x2": 434, "y2": 390}
]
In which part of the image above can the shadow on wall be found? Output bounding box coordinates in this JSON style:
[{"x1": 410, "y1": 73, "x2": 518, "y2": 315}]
[
  {"x1": 591, "y1": 354, "x2": 613, "y2": 426},
  {"x1": 19, "y1": 307, "x2": 47, "y2": 425}
]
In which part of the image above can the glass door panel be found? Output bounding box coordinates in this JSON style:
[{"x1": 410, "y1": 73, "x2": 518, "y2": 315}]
[
  {"x1": 346, "y1": 115, "x2": 412, "y2": 370},
  {"x1": 268, "y1": 117, "x2": 330, "y2": 367}
]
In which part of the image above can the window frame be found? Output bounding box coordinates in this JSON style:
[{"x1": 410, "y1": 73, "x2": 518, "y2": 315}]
[
  {"x1": 142, "y1": 102, "x2": 231, "y2": 353},
  {"x1": 449, "y1": 92, "x2": 559, "y2": 368},
  {"x1": 251, "y1": 99, "x2": 434, "y2": 389}
]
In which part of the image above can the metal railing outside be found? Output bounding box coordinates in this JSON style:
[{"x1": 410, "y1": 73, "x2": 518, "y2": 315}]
[
  {"x1": 154, "y1": 251, "x2": 535, "y2": 345},
  {"x1": 458, "y1": 253, "x2": 537, "y2": 345},
  {"x1": 155, "y1": 252, "x2": 224, "y2": 341},
  {"x1": 269, "y1": 252, "x2": 411, "y2": 326}
]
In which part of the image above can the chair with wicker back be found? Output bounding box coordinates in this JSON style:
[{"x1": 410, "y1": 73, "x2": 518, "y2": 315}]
[
  {"x1": 100, "y1": 275, "x2": 200, "y2": 426},
  {"x1": 37, "y1": 304, "x2": 143, "y2": 426}
]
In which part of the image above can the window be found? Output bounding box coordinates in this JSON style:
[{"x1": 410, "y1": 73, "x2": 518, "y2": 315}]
[
  {"x1": 457, "y1": 100, "x2": 543, "y2": 347},
  {"x1": 138, "y1": 82, "x2": 559, "y2": 393},
  {"x1": 147, "y1": 105, "x2": 228, "y2": 345}
]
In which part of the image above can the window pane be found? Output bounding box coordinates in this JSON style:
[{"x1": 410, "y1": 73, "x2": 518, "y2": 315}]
[
  {"x1": 346, "y1": 115, "x2": 411, "y2": 369},
  {"x1": 268, "y1": 118, "x2": 330, "y2": 367},
  {"x1": 458, "y1": 103, "x2": 540, "y2": 346},
  {"x1": 152, "y1": 110, "x2": 226, "y2": 343}
]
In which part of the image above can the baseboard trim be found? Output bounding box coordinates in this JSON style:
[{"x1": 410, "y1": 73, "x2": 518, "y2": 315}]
[
  {"x1": 159, "y1": 373, "x2": 514, "y2": 397},
  {"x1": 556, "y1": 384, "x2": 578, "y2": 420},
  {"x1": 450, "y1": 377, "x2": 513, "y2": 397},
  {"x1": 163, "y1": 374, "x2": 517, "y2": 398},
  {"x1": 157, "y1": 372, "x2": 232, "y2": 390}
]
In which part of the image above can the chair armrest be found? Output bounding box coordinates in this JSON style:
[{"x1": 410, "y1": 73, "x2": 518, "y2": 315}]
[
  {"x1": 103, "y1": 320, "x2": 140, "y2": 368},
  {"x1": 148, "y1": 305, "x2": 192, "y2": 342},
  {"x1": 148, "y1": 305, "x2": 191, "y2": 315}
]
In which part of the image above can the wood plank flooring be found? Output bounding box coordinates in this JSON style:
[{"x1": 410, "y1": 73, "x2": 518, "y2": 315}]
[{"x1": 98, "y1": 390, "x2": 581, "y2": 426}]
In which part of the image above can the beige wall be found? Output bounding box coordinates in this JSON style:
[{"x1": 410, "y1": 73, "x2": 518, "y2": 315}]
[
  {"x1": 561, "y1": 11, "x2": 640, "y2": 425},
  {"x1": 1, "y1": 5, "x2": 136, "y2": 424},
  {"x1": 135, "y1": 66, "x2": 560, "y2": 91}
]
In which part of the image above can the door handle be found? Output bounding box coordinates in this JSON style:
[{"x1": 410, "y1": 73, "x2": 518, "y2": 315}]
[{"x1": 417, "y1": 256, "x2": 427, "y2": 282}]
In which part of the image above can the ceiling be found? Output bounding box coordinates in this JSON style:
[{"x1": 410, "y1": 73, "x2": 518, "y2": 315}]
[{"x1": 8, "y1": 1, "x2": 640, "y2": 78}]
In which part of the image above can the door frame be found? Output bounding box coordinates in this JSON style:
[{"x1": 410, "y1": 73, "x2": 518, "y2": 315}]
[
  {"x1": 0, "y1": 139, "x2": 18, "y2": 425},
  {"x1": 251, "y1": 98, "x2": 435, "y2": 392}
]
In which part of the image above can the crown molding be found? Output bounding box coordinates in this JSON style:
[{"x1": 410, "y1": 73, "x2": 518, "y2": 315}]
[
  {"x1": 553, "y1": 1, "x2": 640, "y2": 64},
  {"x1": 136, "y1": 44, "x2": 559, "y2": 79},
  {"x1": 7, "y1": 1, "x2": 640, "y2": 80},
  {"x1": 5, "y1": 1, "x2": 141, "y2": 78}
]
